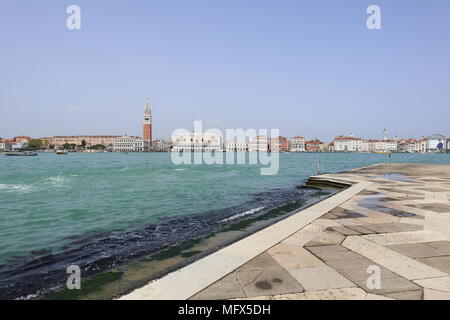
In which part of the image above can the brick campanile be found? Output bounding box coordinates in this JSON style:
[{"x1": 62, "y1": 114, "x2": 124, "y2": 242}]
[{"x1": 143, "y1": 97, "x2": 152, "y2": 145}]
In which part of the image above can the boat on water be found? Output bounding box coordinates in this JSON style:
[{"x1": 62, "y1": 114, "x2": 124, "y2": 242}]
[
  {"x1": 4, "y1": 151, "x2": 38, "y2": 157},
  {"x1": 55, "y1": 150, "x2": 69, "y2": 155}
]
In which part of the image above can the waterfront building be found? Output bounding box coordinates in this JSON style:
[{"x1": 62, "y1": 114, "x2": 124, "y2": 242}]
[
  {"x1": 226, "y1": 140, "x2": 249, "y2": 152},
  {"x1": 333, "y1": 136, "x2": 362, "y2": 152},
  {"x1": 366, "y1": 139, "x2": 397, "y2": 153},
  {"x1": 269, "y1": 136, "x2": 289, "y2": 152},
  {"x1": 12, "y1": 136, "x2": 30, "y2": 144},
  {"x1": 419, "y1": 138, "x2": 428, "y2": 153},
  {"x1": 143, "y1": 98, "x2": 152, "y2": 147},
  {"x1": 10, "y1": 142, "x2": 24, "y2": 151},
  {"x1": 361, "y1": 139, "x2": 370, "y2": 152},
  {"x1": 362, "y1": 129, "x2": 398, "y2": 153},
  {"x1": 376, "y1": 140, "x2": 398, "y2": 152},
  {"x1": 367, "y1": 140, "x2": 377, "y2": 153},
  {"x1": 328, "y1": 142, "x2": 335, "y2": 152},
  {"x1": 319, "y1": 142, "x2": 330, "y2": 152},
  {"x1": 426, "y1": 134, "x2": 447, "y2": 152},
  {"x1": 39, "y1": 137, "x2": 53, "y2": 149},
  {"x1": 0, "y1": 140, "x2": 12, "y2": 151},
  {"x1": 305, "y1": 140, "x2": 321, "y2": 152},
  {"x1": 398, "y1": 139, "x2": 420, "y2": 153},
  {"x1": 153, "y1": 140, "x2": 172, "y2": 152},
  {"x1": 171, "y1": 132, "x2": 222, "y2": 152},
  {"x1": 50, "y1": 136, "x2": 120, "y2": 148},
  {"x1": 248, "y1": 136, "x2": 269, "y2": 152},
  {"x1": 113, "y1": 136, "x2": 148, "y2": 152},
  {"x1": 289, "y1": 136, "x2": 305, "y2": 152},
  {"x1": 397, "y1": 139, "x2": 407, "y2": 152}
]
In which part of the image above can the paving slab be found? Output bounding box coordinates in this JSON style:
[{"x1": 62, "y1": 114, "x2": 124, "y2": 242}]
[
  {"x1": 343, "y1": 270, "x2": 421, "y2": 294},
  {"x1": 342, "y1": 236, "x2": 447, "y2": 280},
  {"x1": 423, "y1": 288, "x2": 450, "y2": 300},
  {"x1": 423, "y1": 241, "x2": 450, "y2": 255},
  {"x1": 416, "y1": 256, "x2": 450, "y2": 273},
  {"x1": 383, "y1": 290, "x2": 423, "y2": 300},
  {"x1": 287, "y1": 266, "x2": 356, "y2": 291},
  {"x1": 415, "y1": 188, "x2": 450, "y2": 193},
  {"x1": 236, "y1": 267, "x2": 304, "y2": 298},
  {"x1": 362, "y1": 223, "x2": 422, "y2": 234},
  {"x1": 414, "y1": 277, "x2": 450, "y2": 293},
  {"x1": 268, "y1": 244, "x2": 324, "y2": 270},
  {"x1": 272, "y1": 288, "x2": 368, "y2": 300},
  {"x1": 236, "y1": 252, "x2": 280, "y2": 272},
  {"x1": 407, "y1": 203, "x2": 450, "y2": 213},
  {"x1": 304, "y1": 230, "x2": 346, "y2": 247},
  {"x1": 362, "y1": 231, "x2": 448, "y2": 246},
  {"x1": 346, "y1": 225, "x2": 378, "y2": 235},
  {"x1": 306, "y1": 245, "x2": 372, "y2": 267},
  {"x1": 190, "y1": 273, "x2": 246, "y2": 300},
  {"x1": 326, "y1": 207, "x2": 367, "y2": 219},
  {"x1": 327, "y1": 226, "x2": 361, "y2": 236},
  {"x1": 387, "y1": 243, "x2": 447, "y2": 259}
]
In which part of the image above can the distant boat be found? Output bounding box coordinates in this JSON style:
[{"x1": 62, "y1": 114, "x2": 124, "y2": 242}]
[
  {"x1": 5, "y1": 151, "x2": 38, "y2": 157},
  {"x1": 55, "y1": 150, "x2": 68, "y2": 155}
]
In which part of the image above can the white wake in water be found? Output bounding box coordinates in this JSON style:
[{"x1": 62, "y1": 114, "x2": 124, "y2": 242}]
[
  {"x1": 0, "y1": 184, "x2": 35, "y2": 193},
  {"x1": 220, "y1": 206, "x2": 266, "y2": 223}
]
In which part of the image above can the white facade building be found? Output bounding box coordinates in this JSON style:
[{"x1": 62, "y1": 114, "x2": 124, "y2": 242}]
[
  {"x1": 375, "y1": 140, "x2": 398, "y2": 152},
  {"x1": 249, "y1": 136, "x2": 269, "y2": 152},
  {"x1": 226, "y1": 141, "x2": 248, "y2": 152},
  {"x1": 419, "y1": 139, "x2": 428, "y2": 153},
  {"x1": 11, "y1": 142, "x2": 23, "y2": 151},
  {"x1": 0, "y1": 142, "x2": 12, "y2": 151},
  {"x1": 171, "y1": 132, "x2": 222, "y2": 152},
  {"x1": 333, "y1": 136, "x2": 362, "y2": 152},
  {"x1": 361, "y1": 140, "x2": 369, "y2": 152},
  {"x1": 289, "y1": 136, "x2": 305, "y2": 152},
  {"x1": 402, "y1": 139, "x2": 420, "y2": 153},
  {"x1": 113, "y1": 136, "x2": 148, "y2": 152}
]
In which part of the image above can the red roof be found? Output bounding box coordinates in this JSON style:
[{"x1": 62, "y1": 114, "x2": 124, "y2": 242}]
[{"x1": 306, "y1": 140, "x2": 321, "y2": 144}]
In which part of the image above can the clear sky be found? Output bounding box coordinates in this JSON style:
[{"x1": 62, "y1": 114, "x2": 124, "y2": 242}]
[{"x1": 1, "y1": 0, "x2": 450, "y2": 141}]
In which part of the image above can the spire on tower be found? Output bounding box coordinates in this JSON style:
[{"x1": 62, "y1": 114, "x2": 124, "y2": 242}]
[{"x1": 145, "y1": 97, "x2": 151, "y2": 112}]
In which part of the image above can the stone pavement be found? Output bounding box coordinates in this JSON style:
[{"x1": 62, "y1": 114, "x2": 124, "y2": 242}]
[
  {"x1": 190, "y1": 164, "x2": 450, "y2": 300},
  {"x1": 121, "y1": 164, "x2": 450, "y2": 300}
]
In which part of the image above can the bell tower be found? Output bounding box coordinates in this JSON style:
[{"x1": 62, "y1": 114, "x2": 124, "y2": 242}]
[{"x1": 143, "y1": 97, "x2": 152, "y2": 146}]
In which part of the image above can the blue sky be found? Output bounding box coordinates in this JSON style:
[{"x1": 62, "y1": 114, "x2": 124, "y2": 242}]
[{"x1": 1, "y1": 0, "x2": 450, "y2": 141}]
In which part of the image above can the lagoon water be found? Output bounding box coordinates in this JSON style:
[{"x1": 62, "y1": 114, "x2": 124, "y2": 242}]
[{"x1": 0, "y1": 152, "x2": 449, "y2": 298}]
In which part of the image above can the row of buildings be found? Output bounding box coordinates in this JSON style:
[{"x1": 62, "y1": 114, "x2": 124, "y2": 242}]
[
  {"x1": 0, "y1": 136, "x2": 32, "y2": 151},
  {"x1": 1, "y1": 98, "x2": 155, "y2": 153},
  {"x1": 169, "y1": 129, "x2": 449, "y2": 153},
  {"x1": 2, "y1": 131, "x2": 450, "y2": 154},
  {"x1": 2, "y1": 100, "x2": 449, "y2": 154}
]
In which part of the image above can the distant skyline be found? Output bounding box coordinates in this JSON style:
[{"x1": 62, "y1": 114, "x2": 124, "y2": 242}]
[{"x1": 1, "y1": 1, "x2": 450, "y2": 141}]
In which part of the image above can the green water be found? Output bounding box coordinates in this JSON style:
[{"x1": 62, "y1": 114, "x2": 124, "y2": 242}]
[{"x1": 0, "y1": 152, "x2": 449, "y2": 264}]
